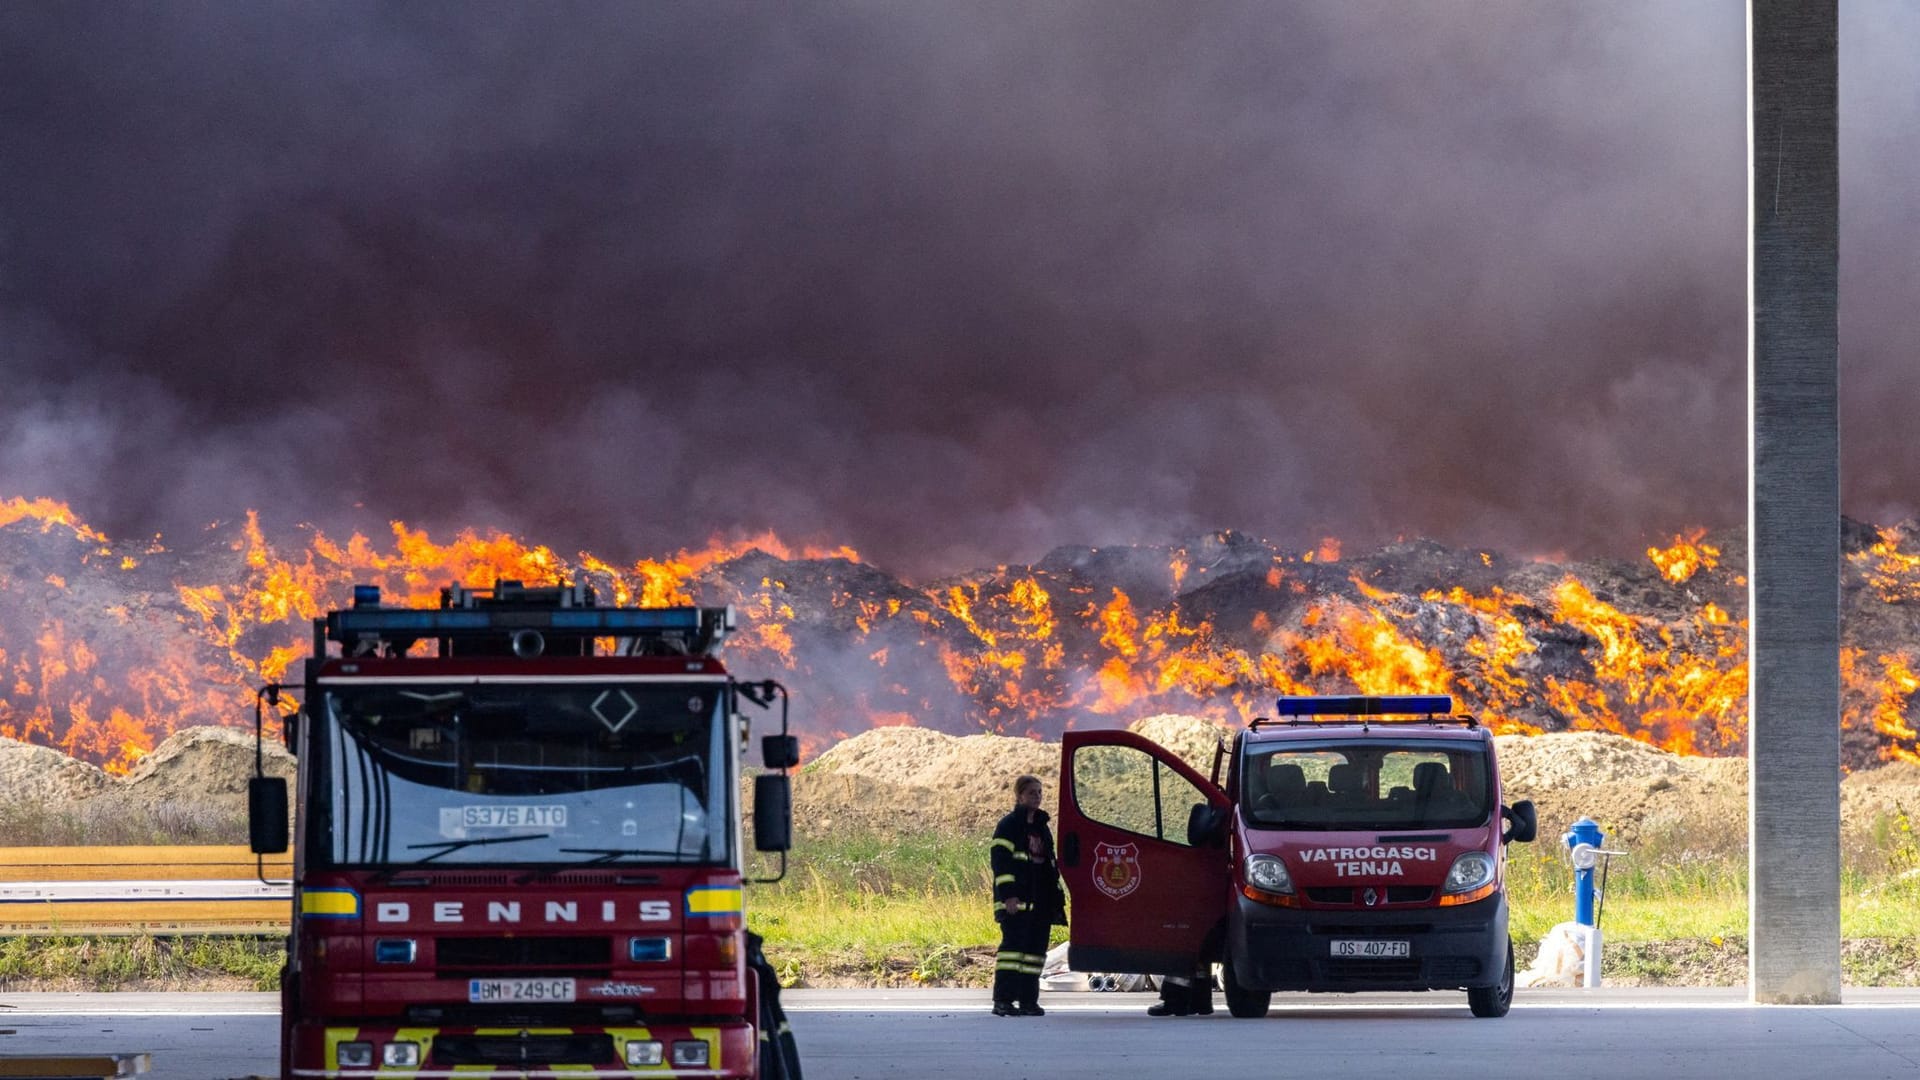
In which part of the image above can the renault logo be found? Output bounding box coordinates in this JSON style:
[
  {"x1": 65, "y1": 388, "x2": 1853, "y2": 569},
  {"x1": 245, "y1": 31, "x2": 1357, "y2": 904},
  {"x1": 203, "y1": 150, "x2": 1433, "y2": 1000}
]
[{"x1": 1363, "y1": 887, "x2": 1379, "y2": 907}]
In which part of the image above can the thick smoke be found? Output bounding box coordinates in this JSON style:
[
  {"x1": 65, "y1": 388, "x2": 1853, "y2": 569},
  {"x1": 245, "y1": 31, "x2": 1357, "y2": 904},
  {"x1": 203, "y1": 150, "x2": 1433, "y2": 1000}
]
[{"x1": 0, "y1": 4, "x2": 1912, "y2": 579}]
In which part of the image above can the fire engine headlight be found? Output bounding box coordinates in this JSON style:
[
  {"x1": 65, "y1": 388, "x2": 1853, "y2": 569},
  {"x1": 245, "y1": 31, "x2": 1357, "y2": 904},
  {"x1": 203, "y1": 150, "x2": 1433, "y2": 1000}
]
[
  {"x1": 1244, "y1": 853, "x2": 1294, "y2": 895},
  {"x1": 337, "y1": 1041, "x2": 374, "y2": 1068},
  {"x1": 1443, "y1": 851, "x2": 1496, "y2": 894},
  {"x1": 627, "y1": 1040, "x2": 665, "y2": 1066},
  {"x1": 382, "y1": 1041, "x2": 421, "y2": 1067},
  {"x1": 671, "y1": 1039, "x2": 711, "y2": 1067}
]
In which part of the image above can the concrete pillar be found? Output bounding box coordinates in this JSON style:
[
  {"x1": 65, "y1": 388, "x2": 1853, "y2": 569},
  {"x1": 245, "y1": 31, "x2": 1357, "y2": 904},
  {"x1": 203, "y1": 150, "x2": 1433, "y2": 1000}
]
[{"x1": 1748, "y1": 0, "x2": 1841, "y2": 1004}]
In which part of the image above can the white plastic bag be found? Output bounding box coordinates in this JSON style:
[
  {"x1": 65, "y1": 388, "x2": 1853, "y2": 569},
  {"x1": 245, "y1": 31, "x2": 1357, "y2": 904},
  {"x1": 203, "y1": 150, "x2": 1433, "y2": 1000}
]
[{"x1": 1516, "y1": 921, "x2": 1589, "y2": 988}]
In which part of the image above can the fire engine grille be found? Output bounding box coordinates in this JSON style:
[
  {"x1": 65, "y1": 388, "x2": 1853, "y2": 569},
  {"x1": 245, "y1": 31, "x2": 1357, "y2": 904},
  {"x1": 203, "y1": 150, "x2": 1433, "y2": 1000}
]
[
  {"x1": 431, "y1": 1033, "x2": 614, "y2": 1067},
  {"x1": 407, "y1": 1003, "x2": 638, "y2": 1028},
  {"x1": 436, "y1": 935, "x2": 611, "y2": 970}
]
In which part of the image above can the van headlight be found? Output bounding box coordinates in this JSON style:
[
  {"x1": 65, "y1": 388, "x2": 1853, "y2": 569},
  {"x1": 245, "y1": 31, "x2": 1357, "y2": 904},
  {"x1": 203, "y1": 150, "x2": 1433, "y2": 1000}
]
[
  {"x1": 1244, "y1": 853, "x2": 1295, "y2": 895},
  {"x1": 1442, "y1": 851, "x2": 1495, "y2": 895}
]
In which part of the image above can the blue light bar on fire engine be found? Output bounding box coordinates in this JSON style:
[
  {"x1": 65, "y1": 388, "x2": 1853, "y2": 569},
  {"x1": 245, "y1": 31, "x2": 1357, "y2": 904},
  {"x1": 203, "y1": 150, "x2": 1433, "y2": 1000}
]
[
  {"x1": 330, "y1": 609, "x2": 495, "y2": 635},
  {"x1": 1274, "y1": 695, "x2": 1454, "y2": 717},
  {"x1": 549, "y1": 609, "x2": 701, "y2": 631}
]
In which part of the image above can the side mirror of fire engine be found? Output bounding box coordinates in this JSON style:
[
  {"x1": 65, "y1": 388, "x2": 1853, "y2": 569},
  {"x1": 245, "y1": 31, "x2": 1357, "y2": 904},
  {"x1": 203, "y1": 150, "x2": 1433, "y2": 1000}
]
[
  {"x1": 753, "y1": 773, "x2": 793, "y2": 852},
  {"x1": 1502, "y1": 799, "x2": 1538, "y2": 845},
  {"x1": 1186, "y1": 802, "x2": 1227, "y2": 847},
  {"x1": 762, "y1": 734, "x2": 801, "y2": 771},
  {"x1": 249, "y1": 776, "x2": 290, "y2": 855}
]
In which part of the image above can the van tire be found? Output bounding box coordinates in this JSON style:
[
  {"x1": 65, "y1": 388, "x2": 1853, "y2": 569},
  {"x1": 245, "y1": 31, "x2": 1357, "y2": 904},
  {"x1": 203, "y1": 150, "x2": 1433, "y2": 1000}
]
[
  {"x1": 1222, "y1": 955, "x2": 1271, "y2": 1019},
  {"x1": 1467, "y1": 937, "x2": 1515, "y2": 1018}
]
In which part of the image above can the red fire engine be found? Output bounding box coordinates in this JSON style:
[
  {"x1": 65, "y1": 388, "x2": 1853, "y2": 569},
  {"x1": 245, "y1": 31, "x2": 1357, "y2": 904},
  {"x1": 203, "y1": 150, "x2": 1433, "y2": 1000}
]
[
  {"x1": 248, "y1": 581, "x2": 802, "y2": 1077},
  {"x1": 1058, "y1": 695, "x2": 1538, "y2": 1018}
]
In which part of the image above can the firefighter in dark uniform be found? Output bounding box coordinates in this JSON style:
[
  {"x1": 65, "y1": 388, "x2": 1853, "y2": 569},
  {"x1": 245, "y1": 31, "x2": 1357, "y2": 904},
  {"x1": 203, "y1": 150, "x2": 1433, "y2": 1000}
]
[{"x1": 989, "y1": 774, "x2": 1064, "y2": 1016}]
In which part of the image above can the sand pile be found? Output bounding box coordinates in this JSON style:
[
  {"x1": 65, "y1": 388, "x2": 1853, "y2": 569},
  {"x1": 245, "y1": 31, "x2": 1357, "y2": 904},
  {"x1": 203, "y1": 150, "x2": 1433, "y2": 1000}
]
[
  {"x1": 0, "y1": 737, "x2": 112, "y2": 803},
  {"x1": 794, "y1": 714, "x2": 1226, "y2": 838},
  {"x1": 0, "y1": 726, "x2": 295, "y2": 826},
  {"x1": 115, "y1": 725, "x2": 297, "y2": 808}
]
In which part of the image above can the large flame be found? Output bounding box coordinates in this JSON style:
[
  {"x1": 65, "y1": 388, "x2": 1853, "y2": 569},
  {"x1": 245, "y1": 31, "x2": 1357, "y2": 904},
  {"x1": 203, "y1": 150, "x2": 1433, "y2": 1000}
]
[
  {"x1": 1648, "y1": 529, "x2": 1721, "y2": 584},
  {"x1": 5, "y1": 499, "x2": 1920, "y2": 774}
]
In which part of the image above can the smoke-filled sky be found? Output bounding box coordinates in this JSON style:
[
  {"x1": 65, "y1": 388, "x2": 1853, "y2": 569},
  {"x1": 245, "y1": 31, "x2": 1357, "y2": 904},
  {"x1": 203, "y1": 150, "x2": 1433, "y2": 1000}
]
[{"x1": 2, "y1": 4, "x2": 1915, "y2": 579}]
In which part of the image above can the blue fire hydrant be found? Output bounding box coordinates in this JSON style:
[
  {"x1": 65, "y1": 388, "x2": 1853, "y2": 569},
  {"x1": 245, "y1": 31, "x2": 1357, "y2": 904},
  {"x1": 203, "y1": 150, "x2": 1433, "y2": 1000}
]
[{"x1": 1564, "y1": 816, "x2": 1604, "y2": 926}]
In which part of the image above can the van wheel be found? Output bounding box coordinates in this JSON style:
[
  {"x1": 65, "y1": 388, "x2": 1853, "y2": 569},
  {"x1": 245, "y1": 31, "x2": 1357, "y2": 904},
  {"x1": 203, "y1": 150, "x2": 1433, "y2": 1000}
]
[
  {"x1": 1222, "y1": 955, "x2": 1271, "y2": 1019},
  {"x1": 1467, "y1": 937, "x2": 1514, "y2": 1018}
]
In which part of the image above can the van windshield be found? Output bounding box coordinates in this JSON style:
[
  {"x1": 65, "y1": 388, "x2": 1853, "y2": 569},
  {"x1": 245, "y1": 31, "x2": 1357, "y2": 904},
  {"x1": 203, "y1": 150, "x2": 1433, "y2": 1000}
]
[{"x1": 1241, "y1": 739, "x2": 1492, "y2": 831}]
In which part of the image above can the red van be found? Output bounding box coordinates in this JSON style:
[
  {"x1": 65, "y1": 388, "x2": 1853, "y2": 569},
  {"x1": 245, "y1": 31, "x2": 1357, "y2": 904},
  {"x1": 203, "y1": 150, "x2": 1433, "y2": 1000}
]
[{"x1": 1058, "y1": 695, "x2": 1538, "y2": 1018}]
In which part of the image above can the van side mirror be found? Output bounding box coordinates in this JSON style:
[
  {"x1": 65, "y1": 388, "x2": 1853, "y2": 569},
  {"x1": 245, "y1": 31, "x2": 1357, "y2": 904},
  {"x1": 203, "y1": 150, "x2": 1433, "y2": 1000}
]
[
  {"x1": 249, "y1": 776, "x2": 289, "y2": 854},
  {"x1": 753, "y1": 773, "x2": 793, "y2": 852},
  {"x1": 1186, "y1": 802, "x2": 1227, "y2": 847},
  {"x1": 762, "y1": 734, "x2": 801, "y2": 770},
  {"x1": 1502, "y1": 799, "x2": 1538, "y2": 844}
]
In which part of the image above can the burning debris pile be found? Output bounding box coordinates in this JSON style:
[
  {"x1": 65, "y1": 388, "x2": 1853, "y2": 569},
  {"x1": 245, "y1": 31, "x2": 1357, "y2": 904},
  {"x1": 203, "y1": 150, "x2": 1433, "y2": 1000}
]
[{"x1": 3, "y1": 495, "x2": 1920, "y2": 775}]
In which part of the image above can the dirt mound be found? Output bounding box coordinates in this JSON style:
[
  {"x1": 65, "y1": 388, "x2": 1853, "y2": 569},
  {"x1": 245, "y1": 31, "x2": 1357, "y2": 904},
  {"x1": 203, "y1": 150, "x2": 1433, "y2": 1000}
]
[
  {"x1": 0, "y1": 737, "x2": 111, "y2": 803},
  {"x1": 1126, "y1": 714, "x2": 1230, "y2": 774},
  {"x1": 793, "y1": 715, "x2": 1230, "y2": 839},
  {"x1": 1493, "y1": 732, "x2": 1747, "y2": 850},
  {"x1": 798, "y1": 727, "x2": 1058, "y2": 838},
  {"x1": 115, "y1": 725, "x2": 296, "y2": 808},
  {"x1": 1495, "y1": 731, "x2": 1702, "y2": 791}
]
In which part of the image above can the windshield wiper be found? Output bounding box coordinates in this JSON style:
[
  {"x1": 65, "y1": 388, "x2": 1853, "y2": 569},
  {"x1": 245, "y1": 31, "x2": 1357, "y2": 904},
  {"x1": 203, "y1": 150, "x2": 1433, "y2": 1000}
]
[
  {"x1": 401, "y1": 833, "x2": 552, "y2": 865},
  {"x1": 558, "y1": 847, "x2": 688, "y2": 865}
]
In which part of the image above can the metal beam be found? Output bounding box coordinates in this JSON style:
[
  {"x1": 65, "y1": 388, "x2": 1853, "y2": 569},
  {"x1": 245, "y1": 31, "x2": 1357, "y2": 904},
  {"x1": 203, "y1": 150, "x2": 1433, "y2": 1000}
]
[{"x1": 1747, "y1": 0, "x2": 1840, "y2": 1003}]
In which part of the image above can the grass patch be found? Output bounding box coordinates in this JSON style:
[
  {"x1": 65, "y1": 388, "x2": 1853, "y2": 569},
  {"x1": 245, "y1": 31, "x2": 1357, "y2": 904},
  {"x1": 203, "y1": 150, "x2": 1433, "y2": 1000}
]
[
  {"x1": 0, "y1": 798, "x2": 249, "y2": 846},
  {"x1": 0, "y1": 934, "x2": 283, "y2": 991},
  {"x1": 749, "y1": 833, "x2": 1030, "y2": 987}
]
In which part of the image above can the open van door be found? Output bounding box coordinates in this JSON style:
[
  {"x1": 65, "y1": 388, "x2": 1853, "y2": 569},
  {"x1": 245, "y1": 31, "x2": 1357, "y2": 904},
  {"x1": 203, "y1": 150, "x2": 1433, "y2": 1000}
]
[{"x1": 1059, "y1": 730, "x2": 1231, "y2": 975}]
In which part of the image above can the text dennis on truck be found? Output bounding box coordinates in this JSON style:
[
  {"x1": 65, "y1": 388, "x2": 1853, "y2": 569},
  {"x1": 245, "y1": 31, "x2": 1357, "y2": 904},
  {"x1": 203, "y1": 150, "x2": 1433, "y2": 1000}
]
[
  {"x1": 1057, "y1": 695, "x2": 1538, "y2": 1018},
  {"x1": 247, "y1": 580, "x2": 803, "y2": 1078}
]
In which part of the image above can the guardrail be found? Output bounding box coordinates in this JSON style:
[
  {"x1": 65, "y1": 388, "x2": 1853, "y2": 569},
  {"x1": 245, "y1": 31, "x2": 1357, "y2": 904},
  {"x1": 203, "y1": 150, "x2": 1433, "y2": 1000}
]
[{"x1": 0, "y1": 846, "x2": 291, "y2": 935}]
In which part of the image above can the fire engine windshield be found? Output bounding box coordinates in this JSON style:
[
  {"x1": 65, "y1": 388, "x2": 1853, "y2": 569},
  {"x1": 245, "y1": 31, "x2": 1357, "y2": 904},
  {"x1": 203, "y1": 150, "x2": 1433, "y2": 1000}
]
[
  {"x1": 308, "y1": 680, "x2": 733, "y2": 868},
  {"x1": 1241, "y1": 739, "x2": 1492, "y2": 831}
]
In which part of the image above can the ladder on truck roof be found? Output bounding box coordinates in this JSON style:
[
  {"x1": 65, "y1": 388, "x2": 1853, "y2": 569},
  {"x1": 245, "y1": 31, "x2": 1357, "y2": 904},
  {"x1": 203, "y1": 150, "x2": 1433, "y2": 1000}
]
[{"x1": 315, "y1": 580, "x2": 736, "y2": 660}]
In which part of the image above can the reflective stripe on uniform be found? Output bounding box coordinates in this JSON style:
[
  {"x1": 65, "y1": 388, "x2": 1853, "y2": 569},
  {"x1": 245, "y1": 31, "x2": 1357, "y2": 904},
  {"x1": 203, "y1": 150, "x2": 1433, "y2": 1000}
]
[
  {"x1": 990, "y1": 838, "x2": 1016, "y2": 852},
  {"x1": 994, "y1": 874, "x2": 1015, "y2": 886},
  {"x1": 1012, "y1": 950, "x2": 1046, "y2": 974}
]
